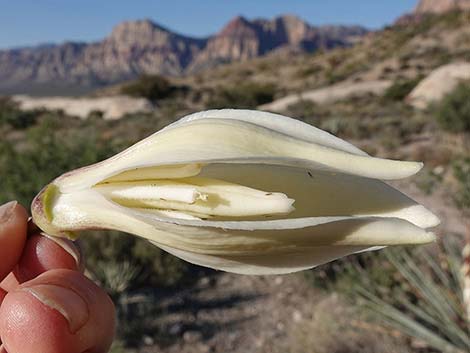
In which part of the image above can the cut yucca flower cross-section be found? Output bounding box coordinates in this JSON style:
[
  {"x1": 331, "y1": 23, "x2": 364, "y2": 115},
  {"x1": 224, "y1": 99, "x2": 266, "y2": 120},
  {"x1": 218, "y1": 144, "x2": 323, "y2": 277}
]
[{"x1": 31, "y1": 109, "x2": 440, "y2": 275}]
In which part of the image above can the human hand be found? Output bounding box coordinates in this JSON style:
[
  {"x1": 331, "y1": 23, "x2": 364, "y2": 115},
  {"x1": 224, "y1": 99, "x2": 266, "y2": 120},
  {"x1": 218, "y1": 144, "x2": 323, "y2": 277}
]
[{"x1": 0, "y1": 201, "x2": 115, "y2": 353}]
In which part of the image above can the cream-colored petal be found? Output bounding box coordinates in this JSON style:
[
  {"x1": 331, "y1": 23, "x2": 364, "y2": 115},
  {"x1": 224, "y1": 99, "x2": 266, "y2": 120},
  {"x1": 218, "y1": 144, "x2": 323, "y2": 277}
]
[
  {"x1": 156, "y1": 243, "x2": 375, "y2": 275},
  {"x1": 56, "y1": 118, "x2": 423, "y2": 192},
  {"x1": 164, "y1": 109, "x2": 368, "y2": 156}
]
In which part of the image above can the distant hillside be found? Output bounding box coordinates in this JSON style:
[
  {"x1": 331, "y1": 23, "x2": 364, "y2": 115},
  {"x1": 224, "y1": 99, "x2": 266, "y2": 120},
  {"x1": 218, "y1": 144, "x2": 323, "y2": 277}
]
[
  {"x1": 0, "y1": 15, "x2": 366, "y2": 95},
  {"x1": 180, "y1": 10, "x2": 470, "y2": 103},
  {"x1": 397, "y1": 0, "x2": 470, "y2": 24},
  {"x1": 415, "y1": 0, "x2": 470, "y2": 13}
]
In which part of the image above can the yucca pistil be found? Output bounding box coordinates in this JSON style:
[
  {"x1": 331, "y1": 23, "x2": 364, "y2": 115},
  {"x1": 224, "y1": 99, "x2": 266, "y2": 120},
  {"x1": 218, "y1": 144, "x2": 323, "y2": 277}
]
[{"x1": 93, "y1": 176, "x2": 295, "y2": 219}]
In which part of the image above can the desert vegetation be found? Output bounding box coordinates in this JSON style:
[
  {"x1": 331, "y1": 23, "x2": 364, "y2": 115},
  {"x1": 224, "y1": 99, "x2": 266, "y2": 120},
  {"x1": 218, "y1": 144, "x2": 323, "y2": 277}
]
[
  {"x1": 435, "y1": 82, "x2": 470, "y2": 133},
  {"x1": 120, "y1": 75, "x2": 180, "y2": 101},
  {"x1": 382, "y1": 77, "x2": 422, "y2": 102}
]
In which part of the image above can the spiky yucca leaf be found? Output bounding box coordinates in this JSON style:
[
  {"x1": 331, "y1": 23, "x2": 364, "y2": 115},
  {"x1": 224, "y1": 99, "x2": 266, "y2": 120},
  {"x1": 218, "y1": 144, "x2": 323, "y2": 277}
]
[{"x1": 355, "y1": 239, "x2": 470, "y2": 353}]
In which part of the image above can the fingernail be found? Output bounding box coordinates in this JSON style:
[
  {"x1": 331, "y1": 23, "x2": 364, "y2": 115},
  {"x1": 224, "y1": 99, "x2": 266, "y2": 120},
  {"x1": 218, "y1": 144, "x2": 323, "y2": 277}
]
[
  {"x1": 0, "y1": 201, "x2": 17, "y2": 224},
  {"x1": 40, "y1": 233, "x2": 83, "y2": 270},
  {"x1": 23, "y1": 284, "x2": 89, "y2": 333}
]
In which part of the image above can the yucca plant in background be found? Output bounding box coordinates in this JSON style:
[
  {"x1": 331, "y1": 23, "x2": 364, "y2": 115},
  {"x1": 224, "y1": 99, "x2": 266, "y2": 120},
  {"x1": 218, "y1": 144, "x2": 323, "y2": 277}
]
[
  {"x1": 91, "y1": 260, "x2": 140, "y2": 297},
  {"x1": 352, "y1": 238, "x2": 470, "y2": 353}
]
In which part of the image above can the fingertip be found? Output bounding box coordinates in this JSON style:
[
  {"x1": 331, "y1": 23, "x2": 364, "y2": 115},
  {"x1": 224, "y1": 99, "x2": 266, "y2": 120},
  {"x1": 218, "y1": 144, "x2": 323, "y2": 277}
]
[
  {"x1": 0, "y1": 202, "x2": 28, "y2": 281},
  {"x1": 0, "y1": 202, "x2": 28, "y2": 226}
]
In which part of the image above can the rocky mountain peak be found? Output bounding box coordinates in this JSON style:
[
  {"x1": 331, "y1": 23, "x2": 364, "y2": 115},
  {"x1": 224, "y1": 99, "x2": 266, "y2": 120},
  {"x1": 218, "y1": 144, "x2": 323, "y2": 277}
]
[
  {"x1": 219, "y1": 16, "x2": 256, "y2": 37},
  {"x1": 108, "y1": 19, "x2": 181, "y2": 47},
  {"x1": 275, "y1": 15, "x2": 312, "y2": 45},
  {"x1": 415, "y1": 0, "x2": 470, "y2": 14},
  {"x1": 110, "y1": 19, "x2": 158, "y2": 37}
]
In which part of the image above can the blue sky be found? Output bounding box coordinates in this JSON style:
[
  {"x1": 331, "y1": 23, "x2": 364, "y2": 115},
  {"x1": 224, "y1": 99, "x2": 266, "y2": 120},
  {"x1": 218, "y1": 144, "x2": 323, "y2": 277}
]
[{"x1": 0, "y1": 0, "x2": 418, "y2": 49}]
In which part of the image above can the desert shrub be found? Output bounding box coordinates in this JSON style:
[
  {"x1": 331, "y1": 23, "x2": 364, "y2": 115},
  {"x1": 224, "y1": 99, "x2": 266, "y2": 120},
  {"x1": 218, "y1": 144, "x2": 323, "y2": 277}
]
[
  {"x1": 0, "y1": 116, "x2": 119, "y2": 206},
  {"x1": 435, "y1": 82, "x2": 470, "y2": 132},
  {"x1": 453, "y1": 158, "x2": 470, "y2": 210},
  {"x1": 121, "y1": 74, "x2": 173, "y2": 101},
  {"x1": 0, "y1": 98, "x2": 38, "y2": 129},
  {"x1": 382, "y1": 77, "x2": 421, "y2": 102},
  {"x1": 206, "y1": 82, "x2": 276, "y2": 109}
]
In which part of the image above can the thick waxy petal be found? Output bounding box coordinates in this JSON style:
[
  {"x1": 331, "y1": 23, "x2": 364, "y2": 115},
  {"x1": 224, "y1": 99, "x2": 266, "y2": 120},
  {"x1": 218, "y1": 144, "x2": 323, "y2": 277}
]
[
  {"x1": 157, "y1": 244, "x2": 384, "y2": 275},
  {"x1": 54, "y1": 116, "x2": 422, "y2": 193},
  {"x1": 165, "y1": 109, "x2": 368, "y2": 156}
]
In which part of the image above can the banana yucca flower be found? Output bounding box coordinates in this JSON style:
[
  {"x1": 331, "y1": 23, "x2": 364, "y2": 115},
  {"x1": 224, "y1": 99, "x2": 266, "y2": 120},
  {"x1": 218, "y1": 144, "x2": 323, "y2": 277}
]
[{"x1": 32, "y1": 109, "x2": 439, "y2": 275}]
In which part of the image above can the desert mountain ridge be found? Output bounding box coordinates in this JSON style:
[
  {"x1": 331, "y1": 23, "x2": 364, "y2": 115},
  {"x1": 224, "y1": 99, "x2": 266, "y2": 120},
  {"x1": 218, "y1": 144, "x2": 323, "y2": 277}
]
[{"x1": 0, "y1": 15, "x2": 367, "y2": 95}]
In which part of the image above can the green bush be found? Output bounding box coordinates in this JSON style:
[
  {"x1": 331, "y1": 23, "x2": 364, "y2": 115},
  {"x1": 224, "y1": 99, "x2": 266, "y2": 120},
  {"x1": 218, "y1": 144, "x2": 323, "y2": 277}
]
[
  {"x1": 0, "y1": 98, "x2": 38, "y2": 129},
  {"x1": 435, "y1": 82, "x2": 470, "y2": 132},
  {"x1": 382, "y1": 77, "x2": 421, "y2": 102},
  {"x1": 206, "y1": 82, "x2": 276, "y2": 109},
  {"x1": 0, "y1": 116, "x2": 119, "y2": 206},
  {"x1": 121, "y1": 74, "x2": 173, "y2": 101}
]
